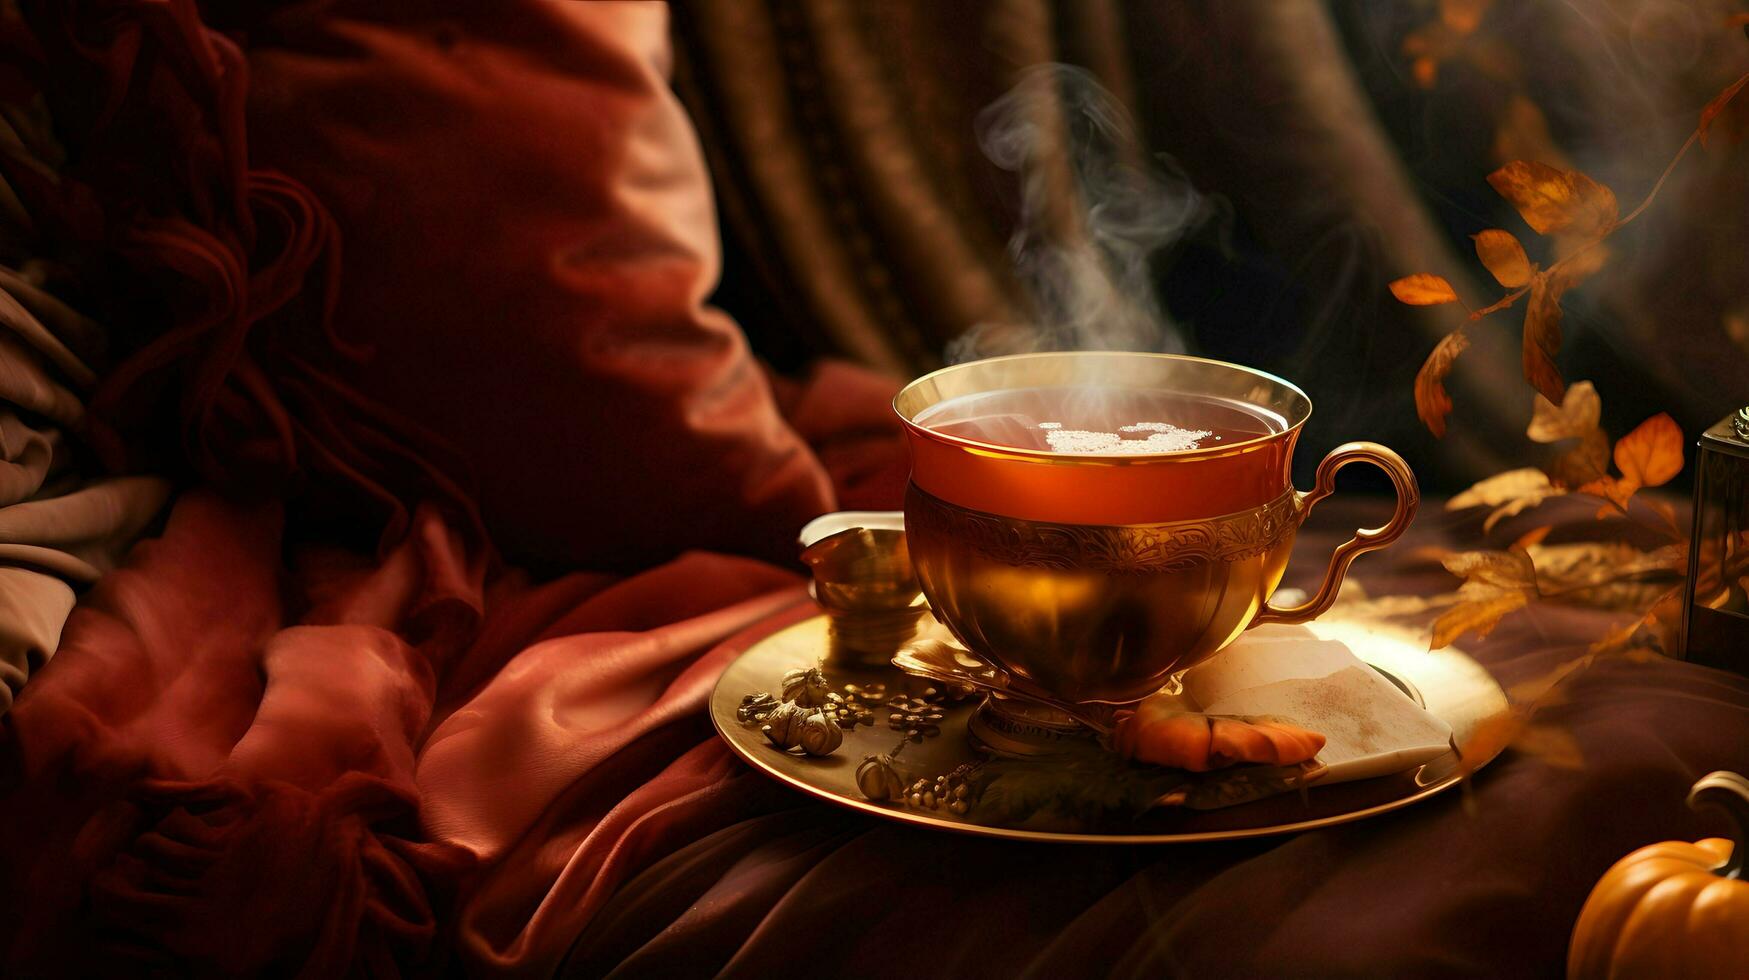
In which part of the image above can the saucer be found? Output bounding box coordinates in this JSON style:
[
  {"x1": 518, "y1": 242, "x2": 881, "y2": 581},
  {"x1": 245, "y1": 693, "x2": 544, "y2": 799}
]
[{"x1": 709, "y1": 613, "x2": 1509, "y2": 844}]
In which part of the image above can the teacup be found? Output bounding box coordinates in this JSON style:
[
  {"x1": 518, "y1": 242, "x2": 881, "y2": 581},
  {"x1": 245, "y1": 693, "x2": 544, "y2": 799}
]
[{"x1": 894, "y1": 351, "x2": 1417, "y2": 706}]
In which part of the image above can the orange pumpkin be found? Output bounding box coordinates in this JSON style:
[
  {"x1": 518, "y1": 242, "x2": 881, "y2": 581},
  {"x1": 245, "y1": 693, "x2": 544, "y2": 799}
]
[{"x1": 1568, "y1": 771, "x2": 1749, "y2": 979}]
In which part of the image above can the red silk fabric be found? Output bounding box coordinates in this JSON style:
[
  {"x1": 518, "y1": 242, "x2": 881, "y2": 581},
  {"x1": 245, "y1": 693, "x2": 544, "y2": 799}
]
[
  {"x1": 234, "y1": 0, "x2": 835, "y2": 568},
  {"x1": 0, "y1": 487, "x2": 816, "y2": 976}
]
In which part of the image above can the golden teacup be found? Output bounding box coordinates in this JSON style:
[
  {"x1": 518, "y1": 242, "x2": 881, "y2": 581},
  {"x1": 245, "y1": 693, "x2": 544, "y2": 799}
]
[{"x1": 894, "y1": 351, "x2": 1418, "y2": 707}]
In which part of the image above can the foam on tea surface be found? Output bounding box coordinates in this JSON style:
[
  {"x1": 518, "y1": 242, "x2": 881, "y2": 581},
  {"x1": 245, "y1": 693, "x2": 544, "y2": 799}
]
[{"x1": 916, "y1": 385, "x2": 1278, "y2": 455}]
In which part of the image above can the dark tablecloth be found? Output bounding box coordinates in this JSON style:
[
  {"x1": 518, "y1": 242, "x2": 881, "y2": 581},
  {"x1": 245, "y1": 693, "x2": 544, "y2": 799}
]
[{"x1": 561, "y1": 500, "x2": 1749, "y2": 980}]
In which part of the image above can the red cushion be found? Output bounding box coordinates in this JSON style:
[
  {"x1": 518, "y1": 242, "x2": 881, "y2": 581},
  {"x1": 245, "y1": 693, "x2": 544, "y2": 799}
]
[{"x1": 239, "y1": 0, "x2": 832, "y2": 567}]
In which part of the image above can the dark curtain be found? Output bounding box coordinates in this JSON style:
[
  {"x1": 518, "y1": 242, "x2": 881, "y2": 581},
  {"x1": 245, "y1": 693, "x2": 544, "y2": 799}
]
[{"x1": 673, "y1": 0, "x2": 1749, "y2": 493}]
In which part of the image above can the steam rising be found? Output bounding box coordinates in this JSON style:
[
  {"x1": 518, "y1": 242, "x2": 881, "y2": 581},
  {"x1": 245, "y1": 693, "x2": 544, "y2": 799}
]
[{"x1": 949, "y1": 64, "x2": 1211, "y2": 364}]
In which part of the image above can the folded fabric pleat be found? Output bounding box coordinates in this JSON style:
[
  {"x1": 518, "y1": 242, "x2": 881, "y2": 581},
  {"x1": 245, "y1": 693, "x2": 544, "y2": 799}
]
[
  {"x1": 0, "y1": 565, "x2": 73, "y2": 715},
  {"x1": 0, "y1": 484, "x2": 823, "y2": 976},
  {"x1": 0, "y1": 410, "x2": 56, "y2": 506},
  {"x1": 0, "y1": 476, "x2": 173, "y2": 582},
  {"x1": 0, "y1": 259, "x2": 165, "y2": 716}
]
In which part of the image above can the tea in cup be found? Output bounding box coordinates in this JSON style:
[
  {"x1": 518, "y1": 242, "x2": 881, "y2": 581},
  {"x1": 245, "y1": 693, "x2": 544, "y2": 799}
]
[{"x1": 894, "y1": 351, "x2": 1417, "y2": 709}]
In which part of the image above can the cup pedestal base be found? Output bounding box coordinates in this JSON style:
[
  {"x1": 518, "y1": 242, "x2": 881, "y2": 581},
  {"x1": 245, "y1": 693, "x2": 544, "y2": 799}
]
[{"x1": 966, "y1": 694, "x2": 1100, "y2": 757}]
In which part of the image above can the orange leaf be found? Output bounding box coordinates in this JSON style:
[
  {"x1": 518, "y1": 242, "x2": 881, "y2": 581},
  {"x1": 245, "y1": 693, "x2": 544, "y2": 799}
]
[
  {"x1": 1431, "y1": 590, "x2": 1529, "y2": 649},
  {"x1": 1580, "y1": 475, "x2": 1639, "y2": 511},
  {"x1": 1646, "y1": 586, "x2": 1685, "y2": 653},
  {"x1": 1415, "y1": 331, "x2": 1470, "y2": 438},
  {"x1": 1442, "y1": 548, "x2": 1539, "y2": 591},
  {"x1": 1390, "y1": 273, "x2": 1462, "y2": 305},
  {"x1": 1521, "y1": 276, "x2": 1566, "y2": 404},
  {"x1": 1700, "y1": 70, "x2": 1749, "y2": 148},
  {"x1": 1613, "y1": 413, "x2": 1684, "y2": 489},
  {"x1": 1472, "y1": 229, "x2": 1534, "y2": 287},
  {"x1": 1486, "y1": 161, "x2": 1619, "y2": 239}
]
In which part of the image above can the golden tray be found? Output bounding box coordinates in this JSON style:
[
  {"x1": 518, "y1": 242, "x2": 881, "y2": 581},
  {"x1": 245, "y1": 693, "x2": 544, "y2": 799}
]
[{"x1": 709, "y1": 612, "x2": 1509, "y2": 844}]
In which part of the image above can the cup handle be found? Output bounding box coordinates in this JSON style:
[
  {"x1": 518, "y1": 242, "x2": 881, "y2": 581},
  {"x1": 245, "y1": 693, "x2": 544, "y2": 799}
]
[{"x1": 1251, "y1": 441, "x2": 1419, "y2": 627}]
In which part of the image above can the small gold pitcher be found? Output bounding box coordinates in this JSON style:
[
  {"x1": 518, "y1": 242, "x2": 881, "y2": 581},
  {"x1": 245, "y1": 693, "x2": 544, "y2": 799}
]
[{"x1": 798, "y1": 512, "x2": 928, "y2": 668}]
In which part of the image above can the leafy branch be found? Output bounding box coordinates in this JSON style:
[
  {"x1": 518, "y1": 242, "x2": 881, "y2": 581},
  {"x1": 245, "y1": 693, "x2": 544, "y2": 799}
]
[{"x1": 1369, "y1": 11, "x2": 1749, "y2": 773}]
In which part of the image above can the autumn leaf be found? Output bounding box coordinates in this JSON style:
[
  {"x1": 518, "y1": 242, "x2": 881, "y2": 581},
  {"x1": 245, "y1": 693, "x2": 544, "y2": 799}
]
[
  {"x1": 1521, "y1": 275, "x2": 1566, "y2": 404},
  {"x1": 1389, "y1": 273, "x2": 1462, "y2": 305},
  {"x1": 1548, "y1": 427, "x2": 1611, "y2": 488},
  {"x1": 1447, "y1": 467, "x2": 1566, "y2": 530},
  {"x1": 1472, "y1": 229, "x2": 1534, "y2": 287},
  {"x1": 1432, "y1": 591, "x2": 1529, "y2": 649},
  {"x1": 1430, "y1": 547, "x2": 1540, "y2": 648},
  {"x1": 1526, "y1": 380, "x2": 1599, "y2": 443},
  {"x1": 1443, "y1": 548, "x2": 1539, "y2": 591},
  {"x1": 1414, "y1": 330, "x2": 1470, "y2": 438},
  {"x1": 1699, "y1": 69, "x2": 1749, "y2": 148},
  {"x1": 1487, "y1": 161, "x2": 1619, "y2": 239},
  {"x1": 1580, "y1": 414, "x2": 1683, "y2": 513},
  {"x1": 1613, "y1": 412, "x2": 1683, "y2": 488},
  {"x1": 1529, "y1": 542, "x2": 1685, "y2": 611},
  {"x1": 1645, "y1": 586, "x2": 1686, "y2": 653},
  {"x1": 1579, "y1": 475, "x2": 1635, "y2": 510}
]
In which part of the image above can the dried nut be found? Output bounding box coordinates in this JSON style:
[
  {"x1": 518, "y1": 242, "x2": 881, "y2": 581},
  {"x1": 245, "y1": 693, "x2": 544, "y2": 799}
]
[
  {"x1": 782, "y1": 667, "x2": 832, "y2": 707},
  {"x1": 948, "y1": 800, "x2": 970, "y2": 816},
  {"x1": 844, "y1": 682, "x2": 888, "y2": 705},
  {"x1": 909, "y1": 793, "x2": 923, "y2": 807},
  {"x1": 856, "y1": 754, "x2": 906, "y2": 801},
  {"x1": 761, "y1": 701, "x2": 808, "y2": 748},
  {"x1": 737, "y1": 692, "x2": 781, "y2": 723},
  {"x1": 796, "y1": 710, "x2": 844, "y2": 756},
  {"x1": 922, "y1": 791, "x2": 937, "y2": 809}
]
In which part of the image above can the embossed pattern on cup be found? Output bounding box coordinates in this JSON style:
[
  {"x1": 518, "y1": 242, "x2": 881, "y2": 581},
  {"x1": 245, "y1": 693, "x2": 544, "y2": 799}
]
[
  {"x1": 894, "y1": 352, "x2": 1419, "y2": 708},
  {"x1": 906, "y1": 483, "x2": 1299, "y2": 703}
]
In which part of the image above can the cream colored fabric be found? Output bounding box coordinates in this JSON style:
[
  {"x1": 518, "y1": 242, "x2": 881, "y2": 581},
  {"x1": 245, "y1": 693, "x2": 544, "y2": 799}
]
[
  {"x1": 0, "y1": 262, "x2": 171, "y2": 715},
  {"x1": 0, "y1": 565, "x2": 74, "y2": 714}
]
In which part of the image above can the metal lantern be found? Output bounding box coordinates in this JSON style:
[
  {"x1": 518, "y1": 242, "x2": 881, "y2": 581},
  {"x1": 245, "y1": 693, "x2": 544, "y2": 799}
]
[{"x1": 1682, "y1": 408, "x2": 1749, "y2": 670}]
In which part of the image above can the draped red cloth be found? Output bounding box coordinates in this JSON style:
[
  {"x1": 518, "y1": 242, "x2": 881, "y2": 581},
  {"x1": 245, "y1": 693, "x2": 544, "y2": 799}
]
[
  {"x1": 9, "y1": 489, "x2": 1749, "y2": 978},
  {"x1": 4, "y1": 1, "x2": 1749, "y2": 978}
]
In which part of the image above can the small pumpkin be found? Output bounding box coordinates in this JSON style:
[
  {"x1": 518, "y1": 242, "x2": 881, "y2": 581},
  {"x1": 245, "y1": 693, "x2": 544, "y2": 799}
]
[
  {"x1": 1568, "y1": 771, "x2": 1749, "y2": 980},
  {"x1": 1112, "y1": 698, "x2": 1326, "y2": 772},
  {"x1": 781, "y1": 666, "x2": 831, "y2": 707}
]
